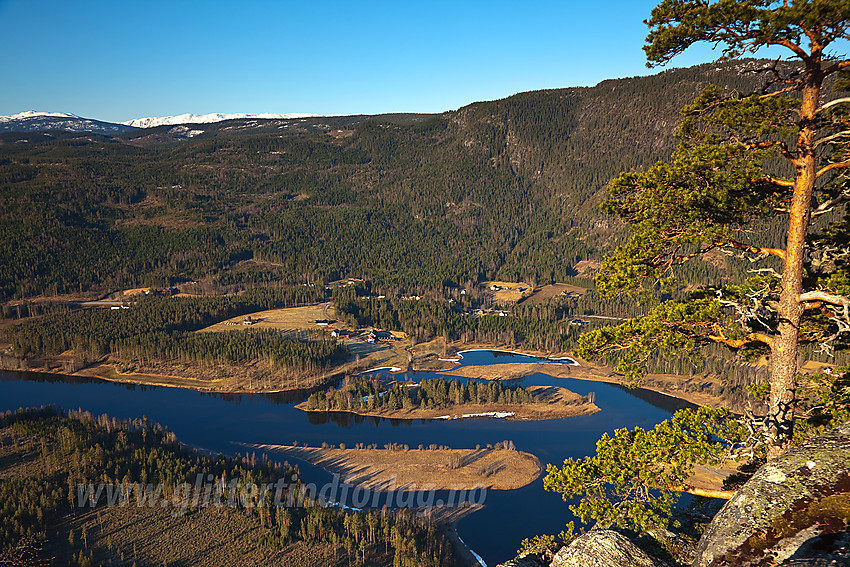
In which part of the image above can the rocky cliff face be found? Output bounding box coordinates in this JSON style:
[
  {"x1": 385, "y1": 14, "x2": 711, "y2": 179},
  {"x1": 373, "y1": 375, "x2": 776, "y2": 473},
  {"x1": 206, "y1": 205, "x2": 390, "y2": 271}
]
[{"x1": 692, "y1": 422, "x2": 850, "y2": 566}]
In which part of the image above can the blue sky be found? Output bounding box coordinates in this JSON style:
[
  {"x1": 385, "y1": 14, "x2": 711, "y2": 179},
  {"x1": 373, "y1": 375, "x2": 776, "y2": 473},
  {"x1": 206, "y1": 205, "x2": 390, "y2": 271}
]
[{"x1": 0, "y1": 0, "x2": 826, "y2": 122}]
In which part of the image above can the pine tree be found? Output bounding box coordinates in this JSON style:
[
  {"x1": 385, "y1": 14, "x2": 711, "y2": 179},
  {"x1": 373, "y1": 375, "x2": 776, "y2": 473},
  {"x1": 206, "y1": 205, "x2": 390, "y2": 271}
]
[{"x1": 546, "y1": 0, "x2": 850, "y2": 534}]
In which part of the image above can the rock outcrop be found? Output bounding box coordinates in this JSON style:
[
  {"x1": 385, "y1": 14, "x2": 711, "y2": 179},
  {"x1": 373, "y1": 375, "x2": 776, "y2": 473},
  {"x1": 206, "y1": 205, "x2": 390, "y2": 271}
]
[
  {"x1": 550, "y1": 529, "x2": 659, "y2": 567},
  {"x1": 691, "y1": 421, "x2": 850, "y2": 566},
  {"x1": 496, "y1": 554, "x2": 547, "y2": 567}
]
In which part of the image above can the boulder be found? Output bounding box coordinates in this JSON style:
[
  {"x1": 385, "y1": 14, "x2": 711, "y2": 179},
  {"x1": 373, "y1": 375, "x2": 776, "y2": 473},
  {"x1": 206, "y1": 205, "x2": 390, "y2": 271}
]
[
  {"x1": 551, "y1": 529, "x2": 659, "y2": 567},
  {"x1": 691, "y1": 421, "x2": 850, "y2": 566}
]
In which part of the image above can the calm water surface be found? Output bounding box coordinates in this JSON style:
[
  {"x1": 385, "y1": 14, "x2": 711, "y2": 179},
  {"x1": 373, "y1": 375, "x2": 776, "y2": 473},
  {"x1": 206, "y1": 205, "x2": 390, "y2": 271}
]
[{"x1": 0, "y1": 350, "x2": 692, "y2": 566}]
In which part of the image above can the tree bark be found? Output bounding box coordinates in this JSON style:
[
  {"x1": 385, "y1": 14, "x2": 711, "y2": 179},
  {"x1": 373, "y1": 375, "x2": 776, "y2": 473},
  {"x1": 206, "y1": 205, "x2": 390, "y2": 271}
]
[{"x1": 767, "y1": 63, "x2": 823, "y2": 459}]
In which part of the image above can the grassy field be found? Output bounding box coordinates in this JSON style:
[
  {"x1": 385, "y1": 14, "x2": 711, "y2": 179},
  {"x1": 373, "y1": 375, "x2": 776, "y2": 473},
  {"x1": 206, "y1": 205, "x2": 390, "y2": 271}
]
[
  {"x1": 253, "y1": 445, "x2": 542, "y2": 491},
  {"x1": 520, "y1": 283, "x2": 587, "y2": 306},
  {"x1": 482, "y1": 281, "x2": 533, "y2": 304},
  {"x1": 197, "y1": 302, "x2": 342, "y2": 332}
]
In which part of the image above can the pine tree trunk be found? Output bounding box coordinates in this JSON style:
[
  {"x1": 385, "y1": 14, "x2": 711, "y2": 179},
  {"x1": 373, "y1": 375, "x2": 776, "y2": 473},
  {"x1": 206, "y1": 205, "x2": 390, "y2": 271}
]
[{"x1": 767, "y1": 66, "x2": 823, "y2": 459}]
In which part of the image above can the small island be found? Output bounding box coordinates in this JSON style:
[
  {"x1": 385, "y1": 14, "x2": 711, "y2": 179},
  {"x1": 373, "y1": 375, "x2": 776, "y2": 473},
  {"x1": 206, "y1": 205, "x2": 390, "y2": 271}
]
[{"x1": 297, "y1": 376, "x2": 599, "y2": 421}]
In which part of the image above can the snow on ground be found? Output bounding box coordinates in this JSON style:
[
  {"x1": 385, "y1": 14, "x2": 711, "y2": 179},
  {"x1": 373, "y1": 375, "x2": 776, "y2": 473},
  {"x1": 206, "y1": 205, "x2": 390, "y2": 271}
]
[{"x1": 434, "y1": 411, "x2": 515, "y2": 420}]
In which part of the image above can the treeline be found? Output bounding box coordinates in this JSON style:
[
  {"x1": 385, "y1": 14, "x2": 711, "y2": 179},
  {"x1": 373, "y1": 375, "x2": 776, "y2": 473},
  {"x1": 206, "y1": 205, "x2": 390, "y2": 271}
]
[
  {"x1": 6, "y1": 288, "x2": 342, "y2": 371},
  {"x1": 0, "y1": 406, "x2": 293, "y2": 563},
  {"x1": 0, "y1": 407, "x2": 458, "y2": 567},
  {"x1": 261, "y1": 505, "x2": 452, "y2": 567},
  {"x1": 306, "y1": 376, "x2": 539, "y2": 412},
  {"x1": 115, "y1": 329, "x2": 346, "y2": 372},
  {"x1": 334, "y1": 293, "x2": 608, "y2": 352}
]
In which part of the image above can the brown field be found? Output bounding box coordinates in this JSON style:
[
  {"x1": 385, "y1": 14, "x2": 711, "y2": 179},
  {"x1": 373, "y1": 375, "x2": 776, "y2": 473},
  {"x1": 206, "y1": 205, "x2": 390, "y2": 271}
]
[
  {"x1": 50, "y1": 504, "x2": 347, "y2": 567},
  {"x1": 198, "y1": 302, "x2": 342, "y2": 332},
  {"x1": 440, "y1": 361, "x2": 577, "y2": 381},
  {"x1": 520, "y1": 283, "x2": 587, "y2": 306},
  {"x1": 482, "y1": 281, "x2": 533, "y2": 304},
  {"x1": 253, "y1": 445, "x2": 542, "y2": 491},
  {"x1": 119, "y1": 287, "x2": 151, "y2": 297}
]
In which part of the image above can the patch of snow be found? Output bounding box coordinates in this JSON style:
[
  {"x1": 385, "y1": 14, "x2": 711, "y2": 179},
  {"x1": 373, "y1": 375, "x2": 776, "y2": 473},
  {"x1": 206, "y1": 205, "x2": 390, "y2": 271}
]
[
  {"x1": 548, "y1": 356, "x2": 579, "y2": 365},
  {"x1": 361, "y1": 366, "x2": 402, "y2": 374},
  {"x1": 434, "y1": 411, "x2": 515, "y2": 420},
  {"x1": 455, "y1": 533, "x2": 487, "y2": 567},
  {"x1": 122, "y1": 112, "x2": 321, "y2": 128}
]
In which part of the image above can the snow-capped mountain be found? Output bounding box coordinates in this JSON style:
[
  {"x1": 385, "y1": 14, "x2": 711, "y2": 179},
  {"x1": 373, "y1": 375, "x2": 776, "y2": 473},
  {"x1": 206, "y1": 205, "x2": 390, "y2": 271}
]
[
  {"x1": 0, "y1": 111, "x2": 138, "y2": 135},
  {"x1": 122, "y1": 112, "x2": 321, "y2": 129},
  {"x1": 0, "y1": 110, "x2": 81, "y2": 122}
]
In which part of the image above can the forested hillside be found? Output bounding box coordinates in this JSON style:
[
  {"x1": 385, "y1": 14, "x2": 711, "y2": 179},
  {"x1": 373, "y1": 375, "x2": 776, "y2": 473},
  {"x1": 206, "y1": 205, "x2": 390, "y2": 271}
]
[
  {"x1": 0, "y1": 407, "x2": 457, "y2": 566},
  {"x1": 0, "y1": 60, "x2": 782, "y2": 300}
]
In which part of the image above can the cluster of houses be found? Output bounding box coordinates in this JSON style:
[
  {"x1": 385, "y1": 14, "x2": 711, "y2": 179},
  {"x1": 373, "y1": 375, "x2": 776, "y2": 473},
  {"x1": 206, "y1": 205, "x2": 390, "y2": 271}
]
[{"x1": 328, "y1": 328, "x2": 399, "y2": 343}]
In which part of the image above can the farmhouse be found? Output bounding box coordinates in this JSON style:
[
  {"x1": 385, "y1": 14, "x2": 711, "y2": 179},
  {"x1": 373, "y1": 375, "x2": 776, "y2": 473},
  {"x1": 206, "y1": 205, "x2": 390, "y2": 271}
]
[{"x1": 367, "y1": 330, "x2": 397, "y2": 343}]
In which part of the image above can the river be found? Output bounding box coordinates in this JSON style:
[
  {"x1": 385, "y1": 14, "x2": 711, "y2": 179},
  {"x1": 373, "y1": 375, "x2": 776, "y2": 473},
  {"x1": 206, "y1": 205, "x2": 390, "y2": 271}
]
[{"x1": 0, "y1": 350, "x2": 693, "y2": 566}]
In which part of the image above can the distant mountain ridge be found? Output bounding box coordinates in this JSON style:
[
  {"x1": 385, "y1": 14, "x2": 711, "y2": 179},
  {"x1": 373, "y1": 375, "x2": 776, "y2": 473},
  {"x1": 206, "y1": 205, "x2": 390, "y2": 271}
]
[
  {"x1": 0, "y1": 111, "x2": 138, "y2": 135},
  {"x1": 121, "y1": 112, "x2": 322, "y2": 129},
  {"x1": 0, "y1": 111, "x2": 324, "y2": 134},
  {"x1": 122, "y1": 112, "x2": 323, "y2": 128}
]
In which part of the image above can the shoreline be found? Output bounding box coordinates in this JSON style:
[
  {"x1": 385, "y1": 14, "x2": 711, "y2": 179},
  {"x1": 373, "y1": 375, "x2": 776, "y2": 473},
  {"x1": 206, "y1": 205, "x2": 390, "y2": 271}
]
[
  {"x1": 294, "y1": 381, "x2": 601, "y2": 421},
  {"x1": 294, "y1": 400, "x2": 600, "y2": 422},
  {"x1": 0, "y1": 344, "x2": 723, "y2": 410}
]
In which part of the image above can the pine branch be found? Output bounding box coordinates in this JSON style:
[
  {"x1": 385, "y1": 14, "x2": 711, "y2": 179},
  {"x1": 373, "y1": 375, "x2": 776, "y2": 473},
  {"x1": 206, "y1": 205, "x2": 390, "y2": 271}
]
[
  {"x1": 797, "y1": 290, "x2": 850, "y2": 309},
  {"x1": 725, "y1": 239, "x2": 785, "y2": 260},
  {"x1": 812, "y1": 190, "x2": 850, "y2": 217},
  {"x1": 813, "y1": 130, "x2": 850, "y2": 148},
  {"x1": 668, "y1": 485, "x2": 735, "y2": 499},
  {"x1": 706, "y1": 332, "x2": 774, "y2": 349},
  {"x1": 818, "y1": 97, "x2": 850, "y2": 114},
  {"x1": 817, "y1": 161, "x2": 850, "y2": 178}
]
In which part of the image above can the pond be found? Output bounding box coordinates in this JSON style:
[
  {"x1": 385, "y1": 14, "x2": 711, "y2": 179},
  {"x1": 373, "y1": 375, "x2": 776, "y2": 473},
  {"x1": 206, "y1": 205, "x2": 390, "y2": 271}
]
[{"x1": 0, "y1": 351, "x2": 692, "y2": 566}]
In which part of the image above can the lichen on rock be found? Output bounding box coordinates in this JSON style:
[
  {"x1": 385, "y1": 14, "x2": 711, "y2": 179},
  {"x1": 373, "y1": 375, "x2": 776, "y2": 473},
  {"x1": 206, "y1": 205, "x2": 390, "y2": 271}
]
[
  {"x1": 549, "y1": 529, "x2": 659, "y2": 567},
  {"x1": 691, "y1": 421, "x2": 850, "y2": 566}
]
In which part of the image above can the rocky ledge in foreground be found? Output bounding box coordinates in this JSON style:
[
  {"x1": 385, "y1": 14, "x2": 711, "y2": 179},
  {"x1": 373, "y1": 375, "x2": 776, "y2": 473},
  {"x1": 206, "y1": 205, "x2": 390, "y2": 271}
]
[
  {"x1": 496, "y1": 529, "x2": 658, "y2": 567},
  {"x1": 692, "y1": 421, "x2": 850, "y2": 566}
]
